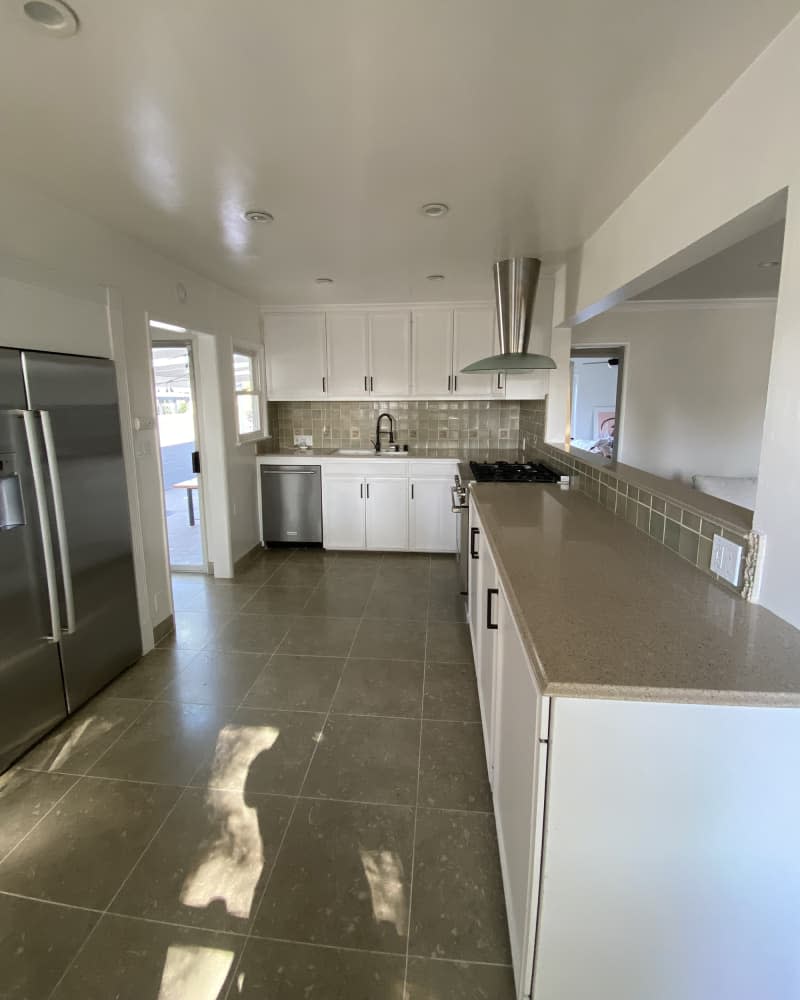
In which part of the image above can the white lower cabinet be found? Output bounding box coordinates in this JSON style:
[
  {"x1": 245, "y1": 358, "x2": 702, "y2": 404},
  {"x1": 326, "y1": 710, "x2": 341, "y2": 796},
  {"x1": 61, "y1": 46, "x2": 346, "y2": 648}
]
[
  {"x1": 321, "y1": 475, "x2": 366, "y2": 549},
  {"x1": 468, "y1": 505, "x2": 499, "y2": 764},
  {"x1": 364, "y1": 477, "x2": 408, "y2": 550},
  {"x1": 493, "y1": 583, "x2": 548, "y2": 995},
  {"x1": 409, "y1": 478, "x2": 457, "y2": 552},
  {"x1": 468, "y1": 500, "x2": 800, "y2": 1000}
]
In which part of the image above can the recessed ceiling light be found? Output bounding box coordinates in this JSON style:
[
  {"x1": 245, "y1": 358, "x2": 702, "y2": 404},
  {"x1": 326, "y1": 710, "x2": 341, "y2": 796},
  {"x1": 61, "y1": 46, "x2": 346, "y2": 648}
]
[
  {"x1": 421, "y1": 202, "x2": 449, "y2": 218},
  {"x1": 22, "y1": 0, "x2": 79, "y2": 35},
  {"x1": 243, "y1": 210, "x2": 274, "y2": 223},
  {"x1": 315, "y1": 277, "x2": 334, "y2": 285},
  {"x1": 426, "y1": 274, "x2": 445, "y2": 281},
  {"x1": 757, "y1": 259, "x2": 781, "y2": 268}
]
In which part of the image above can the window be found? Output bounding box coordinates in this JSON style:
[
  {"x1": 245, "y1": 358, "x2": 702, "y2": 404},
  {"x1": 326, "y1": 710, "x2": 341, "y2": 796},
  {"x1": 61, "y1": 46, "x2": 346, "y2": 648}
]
[{"x1": 233, "y1": 347, "x2": 266, "y2": 441}]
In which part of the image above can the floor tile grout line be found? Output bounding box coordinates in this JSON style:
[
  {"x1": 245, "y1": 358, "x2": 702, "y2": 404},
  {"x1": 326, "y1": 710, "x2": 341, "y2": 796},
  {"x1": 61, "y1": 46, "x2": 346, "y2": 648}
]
[
  {"x1": 403, "y1": 556, "x2": 432, "y2": 997},
  {"x1": 45, "y1": 778, "x2": 199, "y2": 1000},
  {"x1": 0, "y1": 773, "x2": 82, "y2": 870},
  {"x1": 221, "y1": 555, "x2": 386, "y2": 1000}
]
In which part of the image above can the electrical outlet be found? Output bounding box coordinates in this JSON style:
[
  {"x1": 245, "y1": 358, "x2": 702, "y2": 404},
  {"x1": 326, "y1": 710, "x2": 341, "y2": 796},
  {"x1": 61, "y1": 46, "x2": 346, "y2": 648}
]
[
  {"x1": 710, "y1": 534, "x2": 743, "y2": 587},
  {"x1": 294, "y1": 434, "x2": 312, "y2": 448}
]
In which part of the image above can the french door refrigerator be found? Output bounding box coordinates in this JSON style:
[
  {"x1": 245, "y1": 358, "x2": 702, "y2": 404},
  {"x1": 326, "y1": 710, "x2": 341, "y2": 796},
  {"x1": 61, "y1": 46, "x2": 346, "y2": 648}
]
[{"x1": 0, "y1": 348, "x2": 141, "y2": 772}]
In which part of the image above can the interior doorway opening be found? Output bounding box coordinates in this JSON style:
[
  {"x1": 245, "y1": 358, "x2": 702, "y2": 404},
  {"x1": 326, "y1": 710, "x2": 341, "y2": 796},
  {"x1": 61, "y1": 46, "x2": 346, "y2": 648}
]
[
  {"x1": 150, "y1": 336, "x2": 207, "y2": 572},
  {"x1": 569, "y1": 347, "x2": 625, "y2": 461}
]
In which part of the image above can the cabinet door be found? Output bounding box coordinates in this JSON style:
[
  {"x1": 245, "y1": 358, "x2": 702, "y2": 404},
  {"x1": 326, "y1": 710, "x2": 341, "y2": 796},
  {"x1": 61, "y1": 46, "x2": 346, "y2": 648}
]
[
  {"x1": 412, "y1": 309, "x2": 453, "y2": 396},
  {"x1": 369, "y1": 312, "x2": 411, "y2": 397},
  {"x1": 453, "y1": 307, "x2": 498, "y2": 397},
  {"x1": 365, "y1": 477, "x2": 409, "y2": 551},
  {"x1": 468, "y1": 503, "x2": 498, "y2": 760},
  {"x1": 468, "y1": 504, "x2": 482, "y2": 652},
  {"x1": 322, "y1": 476, "x2": 365, "y2": 549},
  {"x1": 503, "y1": 372, "x2": 549, "y2": 400},
  {"x1": 493, "y1": 584, "x2": 548, "y2": 993},
  {"x1": 326, "y1": 312, "x2": 369, "y2": 397},
  {"x1": 264, "y1": 312, "x2": 326, "y2": 400},
  {"x1": 409, "y1": 478, "x2": 458, "y2": 552}
]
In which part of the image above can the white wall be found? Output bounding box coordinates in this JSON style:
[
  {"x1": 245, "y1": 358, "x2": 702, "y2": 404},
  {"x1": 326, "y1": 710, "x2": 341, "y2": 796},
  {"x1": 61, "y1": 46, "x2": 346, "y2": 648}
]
[
  {"x1": 555, "y1": 13, "x2": 800, "y2": 628},
  {"x1": 570, "y1": 357, "x2": 618, "y2": 441},
  {"x1": 0, "y1": 171, "x2": 262, "y2": 649},
  {"x1": 572, "y1": 301, "x2": 776, "y2": 483}
]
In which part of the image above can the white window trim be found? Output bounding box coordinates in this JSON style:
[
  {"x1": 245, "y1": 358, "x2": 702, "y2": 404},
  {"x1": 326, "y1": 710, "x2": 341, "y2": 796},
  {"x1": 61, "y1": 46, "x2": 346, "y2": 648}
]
[{"x1": 233, "y1": 343, "x2": 268, "y2": 444}]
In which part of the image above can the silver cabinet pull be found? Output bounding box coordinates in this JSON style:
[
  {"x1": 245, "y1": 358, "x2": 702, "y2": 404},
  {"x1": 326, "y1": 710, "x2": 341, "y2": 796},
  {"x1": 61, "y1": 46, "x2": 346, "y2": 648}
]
[
  {"x1": 261, "y1": 468, "x2": 318, "y2": 475},
  {"x1": 21, "y1": 410, "x2": 61, "y2": 641},
  {"x1": 39, "y1": 410, "x2": 76, "y2": 634}
]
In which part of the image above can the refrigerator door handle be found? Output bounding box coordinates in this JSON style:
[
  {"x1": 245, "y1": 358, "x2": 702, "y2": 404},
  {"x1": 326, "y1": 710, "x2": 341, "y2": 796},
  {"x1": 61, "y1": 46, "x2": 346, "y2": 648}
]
[
  {"x1": 21, "y1": 410, "x2": 62, "y2": 641},
  {"x1": 39, "y1": 410, "x2": 76, "y2": 635}
]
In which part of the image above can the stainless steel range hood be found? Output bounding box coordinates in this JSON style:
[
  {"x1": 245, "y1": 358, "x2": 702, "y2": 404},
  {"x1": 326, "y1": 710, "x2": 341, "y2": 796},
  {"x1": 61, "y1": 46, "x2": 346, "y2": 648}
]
[{"x1": 461, "y1": 257, "x2": 557, "y2": 373}]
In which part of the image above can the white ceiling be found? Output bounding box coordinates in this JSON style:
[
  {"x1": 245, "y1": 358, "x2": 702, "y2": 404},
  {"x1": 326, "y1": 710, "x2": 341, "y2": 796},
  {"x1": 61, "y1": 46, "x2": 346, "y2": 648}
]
[
  {"x1": 1, "y1": 0, "x2": 798, "y2": 305},
  {"x1": 635, "y1": 221, "x2": 785, "y2": 299}
]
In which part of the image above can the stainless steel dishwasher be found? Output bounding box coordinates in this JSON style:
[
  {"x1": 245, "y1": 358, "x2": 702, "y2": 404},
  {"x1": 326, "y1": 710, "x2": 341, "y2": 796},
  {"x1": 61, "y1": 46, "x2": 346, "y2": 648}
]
[{"x1": 260, "y1": 465, "x2": 323, "y2": 544}]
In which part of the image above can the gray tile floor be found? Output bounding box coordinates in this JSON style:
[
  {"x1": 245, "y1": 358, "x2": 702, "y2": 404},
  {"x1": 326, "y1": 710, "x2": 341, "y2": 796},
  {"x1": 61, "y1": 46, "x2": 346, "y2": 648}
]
[{"x1": 0, "y1": 550, "x2": 515, "y2": 999}]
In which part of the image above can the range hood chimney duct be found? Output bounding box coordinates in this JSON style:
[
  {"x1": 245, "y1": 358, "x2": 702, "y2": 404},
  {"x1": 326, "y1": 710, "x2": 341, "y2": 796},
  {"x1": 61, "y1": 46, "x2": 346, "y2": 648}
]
[{"x1": 461, "y1": 257, "x2": 557, "y2": 374}]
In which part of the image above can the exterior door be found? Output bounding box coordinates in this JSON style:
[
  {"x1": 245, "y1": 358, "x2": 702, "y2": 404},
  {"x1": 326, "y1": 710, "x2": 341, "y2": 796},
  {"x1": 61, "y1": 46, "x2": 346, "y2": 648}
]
[
  {"x1": 264, "y1": 312, "x2": 326, "y2": 400},
  {"x1": 412, "y1": 308, "x2": 453, "y2": 396},
  {"x1": 322, "y1": 475, "x2": 366, "y2": 549},
  {"x1": 0, "y1": 349, "x2": 67, "y2": 771},
  {"x1": 326, "y1": 312, "x2": 369, "y2": 397},
  {"x1": 22, "y1": 351, "x2": 141, "y2": 713},
  {"x1": 151, "y1": 340, "x2": 207, "y2": 571},
  {"x1": 369, "y1": 311, "x2": 411, "y2": 396},
  {"x1": 365, "y1": 477, "x2": 409, "y2": 550},
  {"x1": 410, "y1": 478, "x2": 457, "y2": 552}
]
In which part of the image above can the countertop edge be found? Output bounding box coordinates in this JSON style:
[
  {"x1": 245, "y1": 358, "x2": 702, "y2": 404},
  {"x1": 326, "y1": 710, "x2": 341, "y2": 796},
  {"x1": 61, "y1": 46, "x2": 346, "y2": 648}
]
[{"x1": 471, "y1": 488, "x2": 800, "y2": 709}]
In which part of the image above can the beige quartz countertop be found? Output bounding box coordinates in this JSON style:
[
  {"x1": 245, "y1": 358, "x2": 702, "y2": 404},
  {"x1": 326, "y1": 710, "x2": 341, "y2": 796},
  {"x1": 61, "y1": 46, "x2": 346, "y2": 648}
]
[
  {"x1": 471, "y1": 483, "x2": 800, "y2": 707},
  {"x1": 258, "y1": 447, "x2": 524, "y2": 462}
]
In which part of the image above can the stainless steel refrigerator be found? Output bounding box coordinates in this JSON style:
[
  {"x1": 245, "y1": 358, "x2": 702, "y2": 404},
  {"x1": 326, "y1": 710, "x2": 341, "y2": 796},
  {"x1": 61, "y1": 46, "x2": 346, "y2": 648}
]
[{"x1": 0, "y1": 348, "x2": 141, "y2": 772}]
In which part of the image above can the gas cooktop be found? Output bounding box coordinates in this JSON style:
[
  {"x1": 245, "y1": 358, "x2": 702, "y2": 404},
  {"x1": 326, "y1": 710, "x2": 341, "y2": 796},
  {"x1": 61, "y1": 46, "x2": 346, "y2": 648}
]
[{"x1": 469, "y1": 460, "x2": 562, "y2": 483}]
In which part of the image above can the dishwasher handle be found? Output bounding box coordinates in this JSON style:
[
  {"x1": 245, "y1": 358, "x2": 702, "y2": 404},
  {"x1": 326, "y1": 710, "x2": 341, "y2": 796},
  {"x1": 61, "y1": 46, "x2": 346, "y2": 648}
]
[{"x1": 261, "y1": 468, "x2": 319, "y2": 474}]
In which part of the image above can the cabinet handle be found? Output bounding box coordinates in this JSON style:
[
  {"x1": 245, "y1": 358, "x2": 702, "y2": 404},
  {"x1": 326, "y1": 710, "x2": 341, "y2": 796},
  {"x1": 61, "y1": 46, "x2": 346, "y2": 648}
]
[
  {"x1": 497, "y1": 373, "x2": 503, "y2": 391},
  {"x1": 470, "y1": 526, "x2": 479, "y2": 559},
  {"x1": 486, "y1": 587, "x2": 499, "y2": 630},
  {"x1": 360, "y1": 483, "x2": 363, "y2": 499},
  {"x1": 410, "y1": 483, "x2": 414, "y2": 500},
  {"x1": 364, "y1": 376, "x2": 368, "y2": 392},
  {"x1": 447, "y1": 375, "x2": 451, "y2": 392},
  {"x1": 366, "y1": 483, "x2": 370, "y2": 499},
  {"x1": 370, "y1": 376, "x2": 374, "y2": 391},
  {"x1": 453, "y1": 375, "x2": 458, "y2": 391},
  {"x1": 322, "y1": 376, "x2": 326, "y2": 393}
]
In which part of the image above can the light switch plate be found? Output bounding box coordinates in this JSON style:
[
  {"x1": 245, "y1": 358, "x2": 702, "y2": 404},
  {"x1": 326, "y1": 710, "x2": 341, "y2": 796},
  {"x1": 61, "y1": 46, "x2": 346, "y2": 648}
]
[{"x1": 710, "y1": 534, "x2": 743, "y2": 587}]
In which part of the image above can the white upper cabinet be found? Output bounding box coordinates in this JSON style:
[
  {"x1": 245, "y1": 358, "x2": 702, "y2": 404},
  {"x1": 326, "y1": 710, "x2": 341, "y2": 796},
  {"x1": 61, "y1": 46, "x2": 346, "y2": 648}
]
[
  {"x1": 264, "y1": 312, "x2": 326, "y2": 400},
  {"x1": 453, "y1": 307, "x2": 501, "y2": 397},
  {"x1": 411, "y1": 308, "x2": 453, "y2": 396},
  {"x1": 326, "y1": 312, "x2": 369, "y2": 397},
  {"x1": 504, "y1": 272, "x2": 554, "y2": 400},
  {"x1": 369, "y1": 311, "x2": 411, "y2": 397}
]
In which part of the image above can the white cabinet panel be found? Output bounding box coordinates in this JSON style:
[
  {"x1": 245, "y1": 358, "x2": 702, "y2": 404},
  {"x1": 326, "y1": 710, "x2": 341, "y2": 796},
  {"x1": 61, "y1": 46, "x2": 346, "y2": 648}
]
[
  {"x1": 453, "y1": 307, "x2": 499, "y2": 398},
  {"x1": 468, "y1": 503, "x2": 498, "y2": 760},
  {"x1": 264, "y1": 312, "x2": 326, "y2": 400},
  {"x1": 322, "y1": 475, "x2": 365, "y2": 549},
  {"x1": 412, "y1": 308, "x2": 453, "y2": 396},
  {"x1": 365, "y1": 477, "x2": 409, "y2": 550},
  {"x1": 326, "y1": 312, "x2": 369, "y2": 397},
  {"x1": 369, "y1": 311, "x2": 411, "y2": 397},
  {"x1": 504, "y1": 372, "x2": 549, "y2": 400},
  {"x1": 494, "y1": 585, "x2": 547, "y2": 994},
  {"x1": 410, "y1": 478, "x2": 457, "y2": 552}
]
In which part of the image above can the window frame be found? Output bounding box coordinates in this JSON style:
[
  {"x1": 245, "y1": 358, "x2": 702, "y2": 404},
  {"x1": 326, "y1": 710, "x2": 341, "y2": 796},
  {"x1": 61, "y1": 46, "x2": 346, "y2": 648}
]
[{"x1": 232, "y1": 344, "x2": 267, "y2": 444}]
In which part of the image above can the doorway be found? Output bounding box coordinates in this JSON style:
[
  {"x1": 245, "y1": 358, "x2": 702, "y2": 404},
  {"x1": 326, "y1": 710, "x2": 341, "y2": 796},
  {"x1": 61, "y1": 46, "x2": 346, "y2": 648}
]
[
  {"x1": 569, "y1": 347, "x2": 625, "y2": 460},
  {"x1": 151, "y1": 338, "x2": 207, "y2": 571}
]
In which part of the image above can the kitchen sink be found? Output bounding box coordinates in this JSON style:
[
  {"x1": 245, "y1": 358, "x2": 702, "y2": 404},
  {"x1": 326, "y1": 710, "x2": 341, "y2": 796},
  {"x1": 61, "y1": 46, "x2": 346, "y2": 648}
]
[{"x1": 333, "y1": 448, "x2": 407, "y2": 457}]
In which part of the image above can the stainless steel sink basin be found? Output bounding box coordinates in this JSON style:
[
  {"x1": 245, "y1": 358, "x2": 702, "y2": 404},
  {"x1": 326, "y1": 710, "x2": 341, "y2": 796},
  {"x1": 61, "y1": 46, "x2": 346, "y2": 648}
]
[{"x1": 333, "y1": 448, "x2": 407, "y2": 457}]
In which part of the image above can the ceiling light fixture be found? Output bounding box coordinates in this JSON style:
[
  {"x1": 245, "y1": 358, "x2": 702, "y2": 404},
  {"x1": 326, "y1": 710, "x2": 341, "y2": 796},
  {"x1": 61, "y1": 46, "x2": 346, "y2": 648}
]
[
  {"x1": 315, "y1": 277, "x2": 334, "y2": 285},
  {"x1": 757, "y1": 259, "x2": 781, "y2": 268},
  {"x1": 243, "y1": 210, "x2": 274, "y2": 223},
  {"x1": 426, "y1": 274, "x2": 445, "y2": 281},
  {"x1": 421, "y1": 202, "x2": 449, "y2": 218},
  {"x1": 22, "y1": 0, "x2": 79, "y2": 35},
  {"x1": 150, "y1": 320, "x2": 188, "y2": 333}
]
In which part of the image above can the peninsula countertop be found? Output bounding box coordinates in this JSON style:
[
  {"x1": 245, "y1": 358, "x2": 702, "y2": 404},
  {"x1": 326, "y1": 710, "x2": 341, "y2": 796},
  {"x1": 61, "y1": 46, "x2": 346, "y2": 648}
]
[{"x1": 471, "y1": 482, "x2": 800, "y2": 707}]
